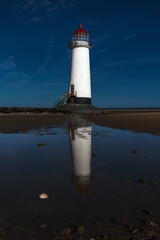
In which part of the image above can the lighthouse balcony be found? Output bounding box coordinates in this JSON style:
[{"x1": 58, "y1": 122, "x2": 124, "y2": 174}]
[{"x1": 69, "y1": 40, "x2": 92, "y2": 49}]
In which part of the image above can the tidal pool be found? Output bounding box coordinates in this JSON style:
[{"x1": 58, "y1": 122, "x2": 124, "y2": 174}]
[{"x1": 0, "y1": 120, "x2": 160, "y2": 239}]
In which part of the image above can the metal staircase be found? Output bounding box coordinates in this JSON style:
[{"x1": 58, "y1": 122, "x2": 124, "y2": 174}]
[{"x1": 54, "y1": 91, "x2": 73, "y2": 108}]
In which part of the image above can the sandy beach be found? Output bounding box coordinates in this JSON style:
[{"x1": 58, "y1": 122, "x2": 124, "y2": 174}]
[
  {"x1": 85, "y1": 110, "x2": 160, "y2": 135},
  {"x1": 0, "y1": 110, "x2": 159, "y2": 135}
]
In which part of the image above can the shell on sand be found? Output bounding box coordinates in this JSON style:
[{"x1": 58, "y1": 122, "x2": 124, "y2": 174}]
[{"x1": 39, "y1": 193, "x2": 49, "y2": 200}]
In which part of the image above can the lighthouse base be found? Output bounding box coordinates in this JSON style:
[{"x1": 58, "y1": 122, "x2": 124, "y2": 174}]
[
  {"x1": 67, "y1": 97, "x2": 91, "y2": 104},
  {"x1": 60, "y1": 104, "x2": 100, "y2": 113}
]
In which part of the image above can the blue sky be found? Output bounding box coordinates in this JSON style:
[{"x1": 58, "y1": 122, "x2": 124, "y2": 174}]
[{"x1": 0, "y1": 0, "x2": 160, "y2": 108}]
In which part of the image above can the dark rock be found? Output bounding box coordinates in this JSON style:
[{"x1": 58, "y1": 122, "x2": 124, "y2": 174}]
[
  {"x1": 39, "y1": 223, "x2": 47, "y2": 229},
  {"x1": 138, "y1": 178, "x2": 147, "y2": 184},
  {"x1": 142, "y1": 210, "x2": 153, "y2": 216},
  {"x1": 102, "y1": 235, "x2": 109, "y2": 240},
  {"x1": 131, "y1": 150, "x2": 139, "y2": 153},
  {"x1": 77, "y1": 226, "x2": 85, "y2": 235},
  {"x1": 110, "y1": 218, "x2": 120, "y2": 224},
  {"x1": 53, "y1": 228, "x2": 71, "y2": 240},
  {"x1": 37, "y1": 143, "x2": 46, "y2": 146},
  {"x1": 59, "y1": 228, "x2": 71, "y2": 236},
  {"x1": 0, "y1": 228, "x2": 6, "y2": 237},
  {"x1": 151, "y1": 182, "x2": 158, "y2": 186},
  {"x1": 144, "y1": 219, "x2": 157, "y2": 227}
]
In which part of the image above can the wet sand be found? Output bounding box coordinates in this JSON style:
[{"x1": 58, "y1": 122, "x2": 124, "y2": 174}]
[
  {"x1": 0, "y1": 114, "x2": 70, "y2": 134},
  {"x1": 84, "y1": 110, "x2": 160, "y2": 135},
  {"x1": 0, "y1": 110, "x2": 160, "y2": 135}
]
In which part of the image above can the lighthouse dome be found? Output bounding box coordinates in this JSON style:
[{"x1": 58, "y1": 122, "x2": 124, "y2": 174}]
[
  {"x1": 72, "y1": 24, "x2": 89, "y2": 42},
  {"x1": 73, "y1": 24, "x2": 88, "y2": 35}
]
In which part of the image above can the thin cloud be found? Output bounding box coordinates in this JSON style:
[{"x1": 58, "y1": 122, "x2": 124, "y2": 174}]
[
  {"x1": 58, "y1": 0, "x2": 74, "y2": 8},
  {"x1": 36, "y1": 36, "x2": 54, "y2": 73},
  {"x1": 14, "y1": 0, "x2": 74, "y2": 22},
  {"x1": 32, "y1": 16, "x2": 42, "y2": 22},
  {"x1": 40, "y1": 0, "x2": 53, "y2": 7},
  {"x1": 32, "y1": 82, "x2": 67, "y2": 86},
  {"x1": 0, "y1": 56, "x2": 16, "y2": 71},
  {"x1": 105, "y1": 57, "x2": 160, "y2": 67},
  {"x1": 27, "y1": 0, "x2": 35, "y2": 5},
  {"x1": 5, "y1": 71, "x2": 28, "y2": 79},
  {"x1": 122, "y1": 33, "x2": 136, "y2": 40},
  {"x1": 95, "y1": 49, "x2": 109, "y2": 54},
  {"x1": 86, "y1": 18, "x2": 100, "y2": 25},
  {"x1": 46, "y1": 6, "x2": 58, "y2": 12},
  {"x1": 94, "y1": 35, "x2": 110, "y2": 43}
]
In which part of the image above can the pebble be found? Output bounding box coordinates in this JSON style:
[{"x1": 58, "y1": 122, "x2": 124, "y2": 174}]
[
  {"x1": 127, "y1": 224, "x2": 138, "y2": 233},
  {"x1": 102, "y1": 235, "x2": 109, "y2": 240},
  {"x1": 110, "y1": 218, "x2": 120, "y2": 224},
  {"x1": 77, "y1": 226, "x2": 85, "y2": 235},
  {"x1": 131, "y1": 150, "x2": 139, "y2": 153},
  {"x1": 39, "y1": 223, "x2": 47, "y2": 229},
  {"x1": 38, "y1": 193, "x2": 49, "y2": 200},
  {"x1": 138, "y1": 178, "x2": 147, "y2": 184},
  {"x1": 37, "y1": 143, "x2": 46, "y2": 147},
  {"x1": 14, "y1": 226, "x2": 25, "y2": 231},
  {"x1": 0, "y1": 228, "x2": 6, "y2": 237},
  {"x1": 59, "y1": 228, "x2": 71, "y2": 236},
  {"x1": 143, "y1": 210, "x2": 153, "y2": 216},
  {"x1": 145, "y1": 219, "x2": 157, "y2": 227},
  {"x1": 151, "y1": 182, "x2": 158, "y2": 186}
]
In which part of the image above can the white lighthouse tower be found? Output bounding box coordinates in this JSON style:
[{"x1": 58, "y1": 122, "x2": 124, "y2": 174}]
[{"x1": 68, "y1": 24, "x2": 92, "y2": 104}]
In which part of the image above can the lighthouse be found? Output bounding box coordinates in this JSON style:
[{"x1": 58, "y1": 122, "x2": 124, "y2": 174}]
[{"x1": 68, "y1": 24, "x2": 92, "y2": 104}]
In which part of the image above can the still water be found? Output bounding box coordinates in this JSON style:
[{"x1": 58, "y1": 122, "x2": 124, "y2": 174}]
[{"x1": 0, "y1": 120, "x2": 160, "y2": 239}]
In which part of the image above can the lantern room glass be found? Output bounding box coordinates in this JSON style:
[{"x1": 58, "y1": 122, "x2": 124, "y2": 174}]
[{"x1": 72, "y1": 33, "x2": 89, "y2": 42}]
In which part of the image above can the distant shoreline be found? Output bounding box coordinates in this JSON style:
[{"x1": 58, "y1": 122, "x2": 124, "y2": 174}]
[{"x1": 0, "y1": 107, "x2": 159, "y2": 115}]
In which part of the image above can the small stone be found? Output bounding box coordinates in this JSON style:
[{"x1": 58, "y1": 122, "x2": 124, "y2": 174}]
[
  {"x1": 143, "y1": 210, "x2": 153, "y2": 216},
  {"x1": 127, "y1": 224, "x2": 137, "y2": 233},
  {"x1": 59, "y1": 228, "x2": 71, "y2": 236},
  {"x1": 95, "y1": 237, "x2": 101, "y2": 240},
  {"x1": 40, "y1": 223, "x2": 47, "y2": 229},
  {"x1": 102, "y1": 235, "x2": 109, "y2": 240},
  {"x1": 92, "y1": 154, "x2": 96, "y2": 157},
  {"x1": 131, "y1": 150, "x2": 138, "y2": 153},
  {"x1": 145, "y1": 219, "x2": 157, "y2": 227},
  {"x1": 110, "y1": 218, "x2": 120, "y2": 224},
  {"x1": 138, "y1": 178, "x2": 147, "y2": 184},
  {"x1": 95, "y1": 222, "x2": 100, "y2": 225},
  {"x1": 0, "y1": 228, "x2": 6, "y2": 237},
  {"x1": 76, "y1": 237, "x2": 84, "y2": 240},
  {"x1": 151, "y1": 182, "x2": 158, "y2": 186},
  {"x1": 132, "y1": 228, "x2": 139, "y2": 234},
  {"x1": 14, "y1": 226, "x2": 25, "y2": 231},
  {"x1": 77, "y1": 226, "x2": 85, "y2": 235},
  {"x1": 37, "y1": 143, "x2": 46, "y2": 147},
  {"x1": 38, "y1": 193, "x2": 49, "y2": 200}
]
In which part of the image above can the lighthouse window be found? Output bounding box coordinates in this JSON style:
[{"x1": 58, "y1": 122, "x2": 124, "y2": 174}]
[{"x1": 72, "y1": 33, "x2": 89, "y2": 42}]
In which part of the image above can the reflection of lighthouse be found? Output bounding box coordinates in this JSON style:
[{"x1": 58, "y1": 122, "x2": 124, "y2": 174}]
[{"x1": 69, "y1": 124, "x2": 92, "y2": 197}]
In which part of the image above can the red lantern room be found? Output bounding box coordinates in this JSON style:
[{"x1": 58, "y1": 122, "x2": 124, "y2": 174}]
[{"x1": 72, "y1": 24, "x2": 89, "y2": 42}]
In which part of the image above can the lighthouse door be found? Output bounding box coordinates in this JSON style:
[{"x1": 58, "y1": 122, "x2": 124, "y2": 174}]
[{"x1": 71, "y1": 84, "x2": 74, "y2": 95}]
